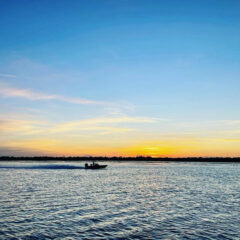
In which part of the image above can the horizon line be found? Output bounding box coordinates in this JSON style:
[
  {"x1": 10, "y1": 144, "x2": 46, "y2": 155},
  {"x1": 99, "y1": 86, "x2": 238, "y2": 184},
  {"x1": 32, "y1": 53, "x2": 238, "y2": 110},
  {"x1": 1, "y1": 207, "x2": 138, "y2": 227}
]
[{"x1": 1, "y1": 156, "x2": 240, "y2": 159}]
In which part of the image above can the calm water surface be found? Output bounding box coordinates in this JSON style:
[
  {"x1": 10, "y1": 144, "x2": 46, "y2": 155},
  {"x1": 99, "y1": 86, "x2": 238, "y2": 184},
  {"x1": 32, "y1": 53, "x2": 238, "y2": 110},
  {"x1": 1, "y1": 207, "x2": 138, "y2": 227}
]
[{"x1": 0, "y1": 161, "x2": 239, "y2": 239}]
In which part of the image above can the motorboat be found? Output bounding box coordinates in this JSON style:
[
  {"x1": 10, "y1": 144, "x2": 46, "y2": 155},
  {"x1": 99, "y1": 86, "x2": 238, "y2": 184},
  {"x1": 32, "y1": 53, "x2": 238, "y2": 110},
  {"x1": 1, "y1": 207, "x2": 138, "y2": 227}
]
[{"x1": 85, "y1": 162, "x2": 107, "y2": 169}]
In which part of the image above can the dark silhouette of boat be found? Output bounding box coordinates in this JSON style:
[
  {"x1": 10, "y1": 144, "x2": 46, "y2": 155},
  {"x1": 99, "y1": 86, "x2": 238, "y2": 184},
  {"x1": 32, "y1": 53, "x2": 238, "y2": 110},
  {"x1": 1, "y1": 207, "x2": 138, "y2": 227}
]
[{"x1": 85, "y1": 162, "x2": 107, "y2": 169}]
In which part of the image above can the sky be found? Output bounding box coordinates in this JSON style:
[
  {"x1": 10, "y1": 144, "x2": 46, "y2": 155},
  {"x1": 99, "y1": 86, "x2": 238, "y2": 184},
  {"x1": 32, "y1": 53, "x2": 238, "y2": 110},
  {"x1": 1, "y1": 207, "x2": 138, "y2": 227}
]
[{"x1": 0, "y1": 0, "x2": 240, "y2": 157}]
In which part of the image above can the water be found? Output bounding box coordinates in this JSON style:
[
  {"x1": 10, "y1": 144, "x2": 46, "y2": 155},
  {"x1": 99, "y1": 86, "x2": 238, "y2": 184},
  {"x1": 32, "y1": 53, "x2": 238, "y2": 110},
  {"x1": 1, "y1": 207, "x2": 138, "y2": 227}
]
[{"x1": 0, "y1": 161, "x2": 239, "y2": 240}]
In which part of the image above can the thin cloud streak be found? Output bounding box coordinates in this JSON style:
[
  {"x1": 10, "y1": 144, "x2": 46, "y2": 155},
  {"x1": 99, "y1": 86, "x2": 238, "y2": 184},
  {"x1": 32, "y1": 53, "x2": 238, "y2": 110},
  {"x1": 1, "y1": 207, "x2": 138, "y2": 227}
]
[
  {"x1": 0, "y1": 119, "x2": 48, "y2": 135},
  {"x1": 50, "y1": 116, "x2": 158, "y2": 133},
  {"x1": 0, "y1": 82, "x2": 114, "y2": 106},
  {"x1": 0, "y1": 116, "x2": 157, "y2": 136},
  {"x1": 0, "y1": 73, "x2": 16, "y2": 78}
]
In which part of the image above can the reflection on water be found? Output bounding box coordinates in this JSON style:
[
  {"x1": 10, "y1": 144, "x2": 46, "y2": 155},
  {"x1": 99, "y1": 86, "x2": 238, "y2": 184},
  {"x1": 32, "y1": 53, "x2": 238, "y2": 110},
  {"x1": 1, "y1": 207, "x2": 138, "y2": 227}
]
[{"x1": 0, "y1": 161, "x2": 239, "y2": 239}]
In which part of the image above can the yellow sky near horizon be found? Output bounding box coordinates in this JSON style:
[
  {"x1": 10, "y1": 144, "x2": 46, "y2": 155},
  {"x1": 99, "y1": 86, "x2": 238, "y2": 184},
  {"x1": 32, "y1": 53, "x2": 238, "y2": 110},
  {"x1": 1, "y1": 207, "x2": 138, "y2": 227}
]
[{"x1": 1, "y1": 113, "x2": 240, "y2": 157}]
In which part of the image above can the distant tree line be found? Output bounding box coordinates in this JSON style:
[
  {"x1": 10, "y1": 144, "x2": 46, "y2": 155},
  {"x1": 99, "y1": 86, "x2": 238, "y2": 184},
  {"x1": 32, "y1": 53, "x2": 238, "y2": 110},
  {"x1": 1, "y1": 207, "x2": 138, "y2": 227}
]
[{"x1": 0, "y1": 156, "x2": 240, "y2": 162}]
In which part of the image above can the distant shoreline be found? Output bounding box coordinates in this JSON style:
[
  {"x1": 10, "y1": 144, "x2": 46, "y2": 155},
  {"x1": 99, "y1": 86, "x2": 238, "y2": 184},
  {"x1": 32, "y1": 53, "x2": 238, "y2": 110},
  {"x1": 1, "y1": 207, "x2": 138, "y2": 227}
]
[{"x1": 0, "y1": 156, "x2": 240, "y2": 162}]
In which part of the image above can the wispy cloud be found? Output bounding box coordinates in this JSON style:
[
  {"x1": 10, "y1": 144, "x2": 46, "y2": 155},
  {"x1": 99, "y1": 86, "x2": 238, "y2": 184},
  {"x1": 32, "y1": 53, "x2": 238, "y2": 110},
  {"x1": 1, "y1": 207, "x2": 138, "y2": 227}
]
[
  {"x1": 0, "y1": 82, "x2": 113, "y2": 106},
  {"x1": 0, "y1": 116, "x2": 158, "y2": 136},
  {"x1": 220, "y1": 120, "x2": 240, "y2": 125},
  {"x1": 0, "y1": 73, "x2": 16, "y2": 78},
  {"x1": 74, "y1": 116, "x2": 158, "y2": 125},
  {"x1": 50, "y1": 116, "x2": 158, "y2": 134},
  {"x1": 0, "y1": 119, "x2": 48, "y2": 135}
]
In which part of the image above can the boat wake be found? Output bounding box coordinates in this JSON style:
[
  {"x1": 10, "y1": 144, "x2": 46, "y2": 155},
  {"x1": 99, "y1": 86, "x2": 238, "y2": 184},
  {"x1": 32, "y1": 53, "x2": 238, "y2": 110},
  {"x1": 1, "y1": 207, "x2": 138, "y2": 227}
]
[{"x1": 0, "y1": 164, "x2": 85, "y2": 170}]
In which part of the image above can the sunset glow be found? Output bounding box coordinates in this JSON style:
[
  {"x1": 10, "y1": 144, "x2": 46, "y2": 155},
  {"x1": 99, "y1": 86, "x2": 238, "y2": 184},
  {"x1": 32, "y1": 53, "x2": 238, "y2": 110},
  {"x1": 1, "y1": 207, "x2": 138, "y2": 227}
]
[{"x1": 0, "y1": 1, "x2": 240, "y2": 157}]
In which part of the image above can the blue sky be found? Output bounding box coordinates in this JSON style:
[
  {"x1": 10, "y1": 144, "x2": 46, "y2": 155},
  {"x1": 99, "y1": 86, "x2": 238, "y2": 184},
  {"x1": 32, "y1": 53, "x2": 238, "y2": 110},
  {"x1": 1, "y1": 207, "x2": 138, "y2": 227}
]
[{"x1": 0, "y1": 0, "x2": 240, "y2": 156}]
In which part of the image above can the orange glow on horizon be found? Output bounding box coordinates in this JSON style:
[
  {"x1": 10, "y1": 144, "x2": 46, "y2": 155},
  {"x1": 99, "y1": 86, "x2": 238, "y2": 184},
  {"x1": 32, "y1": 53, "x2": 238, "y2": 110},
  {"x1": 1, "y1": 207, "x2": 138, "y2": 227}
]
[{"x1": 3, "y1": 137, "x2": 240, "y2": 157}]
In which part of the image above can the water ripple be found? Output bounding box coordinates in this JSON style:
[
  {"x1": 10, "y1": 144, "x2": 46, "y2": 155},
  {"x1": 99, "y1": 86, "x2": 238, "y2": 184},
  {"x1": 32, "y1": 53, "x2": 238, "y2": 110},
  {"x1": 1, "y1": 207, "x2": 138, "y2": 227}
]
[{"x1": 0, "y1": 162, "x2": 239, "y2": 239}]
